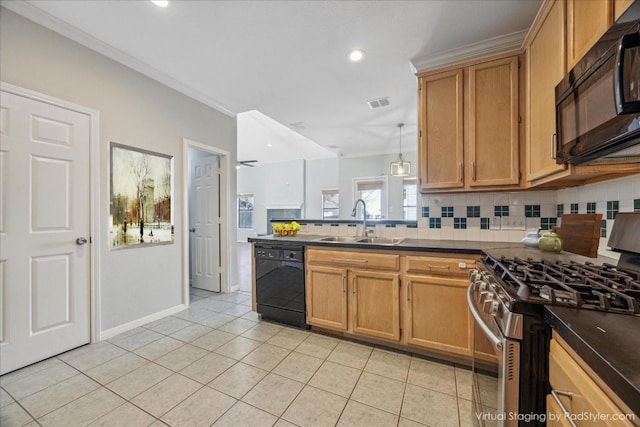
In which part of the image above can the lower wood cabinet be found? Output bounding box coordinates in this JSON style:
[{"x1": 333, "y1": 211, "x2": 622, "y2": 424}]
[
  {"x1": 548, "y1": 335, "x2": 634, "y2": 427},
  {"x1": 305, "y1": 247, "x2": 497, "y2": 364},
  {"x1": 351, "y1": 270, "x2": 400, "y2": 341},
  {"x1": 404, "y1": 274, "x2": 471, "y2": 356},
  {"x1": 305, "y1": 249, "x2": 400, "y2": 342},
  {"x1": 305, "y1": 265, "x2": 348, "y2": 331}
]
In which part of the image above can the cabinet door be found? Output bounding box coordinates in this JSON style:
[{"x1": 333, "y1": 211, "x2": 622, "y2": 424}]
[
  {"x1": 566, "y1": 0, "x2": 613, "y2": 69},
  {"x1": 418, "y1": 69, "x2": 464, "y2": 191},
  {"x1": 615, "y1": 0, "x2": 634, "y2": 20},
  {"x1": 306, "y1": 265, "x2": 348, "y2": 331},
  {"x1": 350, "y1": 270, "x2": 400, "y2": 342},
  {"x1": 404, "y1": 275, "x2": 471, "y2": 356},
  {"x1": 468, "y1": 56, "x2": 520, "y2": 187},
  {"x1": 527, "y1": 0, "x2": 568, "y2": 182}
]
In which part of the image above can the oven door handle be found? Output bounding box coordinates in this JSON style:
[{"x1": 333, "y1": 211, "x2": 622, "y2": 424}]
[{"x1": 467, "y1": 285, "x2": 503, "y2": 352}]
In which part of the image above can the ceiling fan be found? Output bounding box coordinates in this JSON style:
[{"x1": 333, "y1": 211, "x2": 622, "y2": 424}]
[{"x1": 237, "y1": 160, "x2": 258, "y2": 168}]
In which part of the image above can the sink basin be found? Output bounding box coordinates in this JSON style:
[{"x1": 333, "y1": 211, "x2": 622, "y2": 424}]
[
  {"x1": 356, "y1": 237, "x2": 405, "y2": 245},
  {"x1": 317, "y1": 236, "x2": 359, "y2": 243}
]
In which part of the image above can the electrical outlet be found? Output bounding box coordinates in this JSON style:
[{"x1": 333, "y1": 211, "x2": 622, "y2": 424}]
[
  {"x1": 490, "y1": 217, "x2": 501, "y2": 230},
  {"x1": 501, "y1": 217, "x2": 526, "y2": 230}
]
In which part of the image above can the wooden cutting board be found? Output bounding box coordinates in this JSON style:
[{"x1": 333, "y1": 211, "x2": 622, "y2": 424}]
[{"x1": 553, "y1": 214, "x2": 602, "y2": 258}]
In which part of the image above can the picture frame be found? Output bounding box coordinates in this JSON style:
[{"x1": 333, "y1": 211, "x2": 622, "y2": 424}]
[{"x1": 109, "y1": 142, "x2": 174, "y2": 249}]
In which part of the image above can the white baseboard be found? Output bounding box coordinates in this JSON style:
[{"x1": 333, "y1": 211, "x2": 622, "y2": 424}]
[
  {"x1": 229, "y1": 284, "x2": 240, "y2": 292},
  {"x1": 99, "y1": 303, "x2": 187, "y2": 341}
]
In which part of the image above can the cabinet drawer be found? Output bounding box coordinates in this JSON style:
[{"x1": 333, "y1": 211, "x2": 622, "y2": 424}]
[
  {"x1": 549, "y1": 339, "x2": 633, "y2": 426},
  {"x1": 404, "y1": 256, "x2": 476, "y2": 276},
  {"x1": 307, "y1": 249, "x2": 399, "y2": 271}
]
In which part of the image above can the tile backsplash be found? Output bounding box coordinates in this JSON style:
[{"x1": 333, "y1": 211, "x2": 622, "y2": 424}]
[{"x1": 299, "y1": 175, "x2": 639, "y2": 259}]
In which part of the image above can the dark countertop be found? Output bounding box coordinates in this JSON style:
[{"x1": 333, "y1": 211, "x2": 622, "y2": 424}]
[
  {"x1": 248, "y1": 234, "x2": 517, "y2": 255},
  {"x1": 544, "y1": 307, "x2": 640, "y2": 417}
]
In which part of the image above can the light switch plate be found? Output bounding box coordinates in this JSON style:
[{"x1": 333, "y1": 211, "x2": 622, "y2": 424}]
[
  {"x1": 490, "y1": 217, "x2": 501, "y2": 230},
  {"x1": 501, "y1": 217, "x2": 526, "y2": 230}
]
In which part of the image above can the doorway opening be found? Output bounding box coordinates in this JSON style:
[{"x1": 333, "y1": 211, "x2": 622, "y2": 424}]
[{"x1": 182, "y1": 139, "x2": 231, "y2": 305}]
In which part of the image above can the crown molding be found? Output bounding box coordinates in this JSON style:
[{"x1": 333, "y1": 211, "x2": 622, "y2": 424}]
[
  {"x1": 2, "y1": 1, "x2": 236, "y2": 118},
  {"x1": 410, "y1": 29, "x2": 528, "y2": 73}
]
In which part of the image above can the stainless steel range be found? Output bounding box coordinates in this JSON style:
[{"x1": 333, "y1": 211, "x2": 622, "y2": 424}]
[{"x1": 468, "y1": 213, "x2": 640, "y2": 427}]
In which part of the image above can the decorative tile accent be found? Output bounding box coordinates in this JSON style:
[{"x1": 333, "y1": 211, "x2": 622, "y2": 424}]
[
  {"x1": 570, "y1": 203, "x2": 579, "y2": 214},
  {"x1": 453, "y1": 218, "x2": 467, "y2": 229},
  {"x1": 601, "y1": 220, "x2": 607, "y2": 238},
  {"x1": 314, "y1": 224, "x2": 323, "y2": 227},
  {"x1": 556, "y1": 204, "x2": 564, "y2": 218},
  {"x1": 347, "y1": 224, "x2": 357, "y2": 228},
  {"x1": 385, "y1": 224, "x2": 396, "y2": 228},
  {"x1": 606, "y1": 201, "x2": 619, "y2": 220},
  {"x1": 524, "y1": 205, "x2": 541, "y2": 218},
  {"x1": 330, "y1": 223, "x2": 340, "y2": 227},
  {"x1": 494, "y1": 206, "x2": 509, "y2": 217},
  {"x1": 406, "y1": 223, "x2": 418, "y2": 229},
  {"x1": 441, "y1": 207, "x2": 454, "y2": 218},
  {"x1": 635, "y1": 199, "x2": 640, "y2": 212},
  {"x1": 421, "y1": 207, "x2": 429, "y2": 218},
  {"x1": 466, "y1": 206, "x2": 480, "y2": 218},
  {"x1": 480, "y1": 218, "x2": 490, "y2": 230},
  {"x1": 540, "y1": 217, "x2": 558, "y2": 230},
  {"x1": 586, "y1": 202, "x2": 596, "y2": 214},
  {"x1": 429, "y1": 218, "x2": 441, "y2": 229}
]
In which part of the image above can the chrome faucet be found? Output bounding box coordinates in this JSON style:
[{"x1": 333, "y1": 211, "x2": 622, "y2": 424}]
[{"x1": 351, "y1": 198, "x2": 371, "y2": 237}]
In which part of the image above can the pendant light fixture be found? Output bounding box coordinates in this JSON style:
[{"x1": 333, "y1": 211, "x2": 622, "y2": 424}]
[{"x1": 390, "y1": 123, "x2": 410, "y2": 176}]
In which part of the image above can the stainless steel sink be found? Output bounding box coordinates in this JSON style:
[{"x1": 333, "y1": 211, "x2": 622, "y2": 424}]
[
  {"x1": 355, "y1": 237, "x2": 404, "y2": 245},
  {"x1": 317, "y1": 236, "x2": 359, "y2": 243}
]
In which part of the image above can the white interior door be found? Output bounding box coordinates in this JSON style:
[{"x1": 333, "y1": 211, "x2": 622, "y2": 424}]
[
  {"x1": 189, "y1": 154, "x2": 220, "y2": 292},
  {"x1": 0, "y1": 90, "x2": 91, "y2": 374}
]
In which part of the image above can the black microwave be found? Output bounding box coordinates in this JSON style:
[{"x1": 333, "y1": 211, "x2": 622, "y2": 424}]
[{"x1": 555, "y1": 1, "x2": 640, "y2": 165}]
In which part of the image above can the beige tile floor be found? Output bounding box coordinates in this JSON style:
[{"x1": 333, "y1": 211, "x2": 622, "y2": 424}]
[{"x1": 0, "y1": 289, "x2": 482, "y2": 427}]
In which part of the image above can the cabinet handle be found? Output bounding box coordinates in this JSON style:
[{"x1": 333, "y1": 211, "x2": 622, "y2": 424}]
[
  {"x1": 352, "y1": 276, "x2": 356, "y2": 294},
  {"x1": 331, "y1": 257, "x2": 368, "y2": 264},
  {"x1": 428, "y1": 264, "x2": 450, "y2": 271},
  {"x1": 407, "y1": 281, "x2": 411, "y2": 301},
  {"x1": 551, "y1": 133, "x2": 557, "y2": 160},
  {"x1": 342, "y1": 275, "x2": 346, "y2": 293},
  {"x1": 459, "y1": 163, "x2": 463, "y2": 182},
  {"x1": 472, "y1": 162, "x2": 476, "y2": 181},
  {"x1": 551, "y1": 390, "x2": 577, "y2": 427}
]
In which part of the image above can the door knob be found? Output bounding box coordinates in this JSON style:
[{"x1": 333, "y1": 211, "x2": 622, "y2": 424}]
[
  {"x1": 76, "y1": 237, "x2": 88, "y2": 245},
  {"x1": 189, "y1": 228, "x2": 196, "y2": 233}
]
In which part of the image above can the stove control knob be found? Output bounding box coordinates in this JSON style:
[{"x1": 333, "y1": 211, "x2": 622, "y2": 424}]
[
  {"x1": 469, "y1": 269, "x2": 480, "y2": 282},
  {"x1": 490, "y1": 300, "x2": 500, "y2": 316},
  {"x1": 477, "y1": 281, "x2": 488, "y2": 291}
]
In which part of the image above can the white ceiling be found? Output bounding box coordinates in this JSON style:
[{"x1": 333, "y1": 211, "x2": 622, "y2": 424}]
[{"x1": 6, "y1": 0, "x2": 542, "y2": 162}]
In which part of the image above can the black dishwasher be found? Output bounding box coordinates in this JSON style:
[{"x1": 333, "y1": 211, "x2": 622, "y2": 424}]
[{"x1": 254, "y1": 243, "x2": 307, "y2": 328}]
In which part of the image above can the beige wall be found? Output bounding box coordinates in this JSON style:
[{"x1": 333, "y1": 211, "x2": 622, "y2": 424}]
[{"x1": 0, "y1": 8, "x2": 238, "y2": 332}]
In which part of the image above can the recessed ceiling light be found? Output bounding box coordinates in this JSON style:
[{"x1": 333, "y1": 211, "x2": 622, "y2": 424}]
[
  {"x1": 267, "y1": 143, "x2": 272, "y2": 148},
  {"x1": 151, "y1": 0, "x2": 169, "y2": 7},
  {"x1": 349, "y1": 50, "x2": 365, "y2": 62}
]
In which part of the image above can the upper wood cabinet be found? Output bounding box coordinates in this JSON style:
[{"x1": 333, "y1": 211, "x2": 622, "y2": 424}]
[
  {"x1": 418, "y1": 55, "x2": 521, "y2": 193},
  {"x1": 418, "y1": 69, "x2": 464, "y2": 190},
  {"x1": 615, "y1": 0, "x2": 634, "y2": 20},
  {"x1": 468, "y1": 57, "x2": 520, "y2": 187},
  {"x1": 566, "y1": 0, "x2": 613, "y2": 69},
  {"x1": 526, "y1": 0, "x2": 568, "y2": 183}
]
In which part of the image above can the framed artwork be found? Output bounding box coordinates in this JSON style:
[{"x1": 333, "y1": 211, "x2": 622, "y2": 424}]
[{"x1": 109, "y1": 142, "x2": 174, "y2": 249}]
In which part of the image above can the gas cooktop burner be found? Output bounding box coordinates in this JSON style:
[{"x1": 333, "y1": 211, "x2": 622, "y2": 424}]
[{"x1": 483, "y1": 256, "x2": 640, "y2": 315}]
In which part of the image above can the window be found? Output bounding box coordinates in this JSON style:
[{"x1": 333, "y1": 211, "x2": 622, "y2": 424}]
[
  {"x1": 322, "y1": 189, "x2": 339, "y2": 219},
  {"x1": 238, "y1": 194, "x2": 254, "y2": 228},
  {"x1": 403, "y1": 179, "x2": 417, "y2": 220},
  {"x1": 355, "y1": 179, "x2": 385, "y2": 219}
]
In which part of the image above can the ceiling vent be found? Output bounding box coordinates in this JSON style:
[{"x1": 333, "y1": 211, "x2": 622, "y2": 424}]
[
  {"x1": 289, "y1": 122, "x2": 308, "y2": 131},
  {"x1": 366, "y1": 97, "x2": 390, "y2": 109}
]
